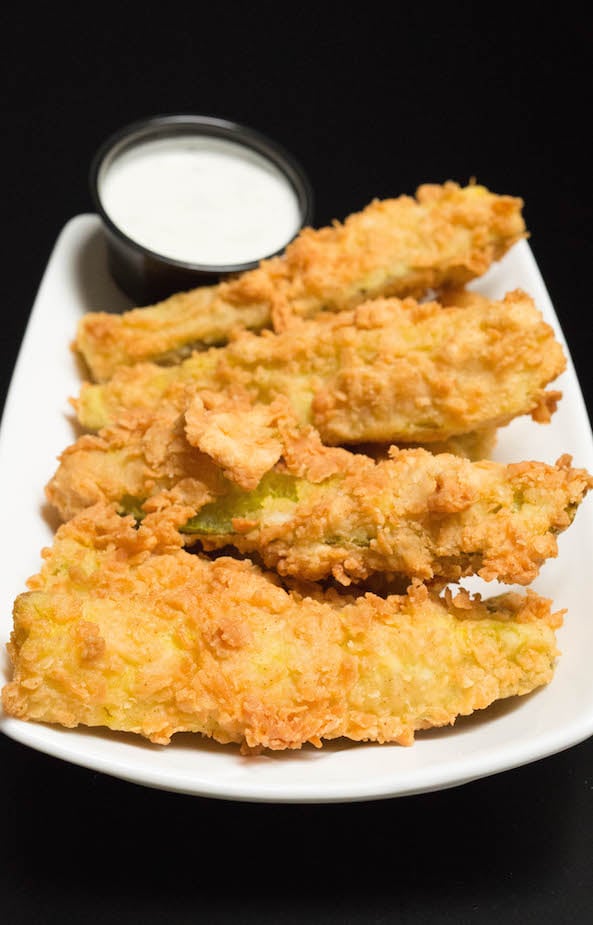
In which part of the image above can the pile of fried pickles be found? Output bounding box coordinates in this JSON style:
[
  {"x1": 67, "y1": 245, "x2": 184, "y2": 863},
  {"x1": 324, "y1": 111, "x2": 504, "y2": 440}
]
[{"x1": 3, "y1": 181, "x2": 592, "y2": 753}]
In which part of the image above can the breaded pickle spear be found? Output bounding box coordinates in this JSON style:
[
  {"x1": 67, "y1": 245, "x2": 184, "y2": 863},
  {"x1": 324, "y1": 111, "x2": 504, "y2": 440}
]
[
  {"x1": 75, "y1": 290, "x2": 564, "y2": 442},
  {"x1": 2, "y1": 505, "x2": 561, "y2": 751},
  {"x1": 180, "y1": 450, "x2": 591, "y2": 586},
  {"x1": 75, "y1": 182, "x2": 526, "y2": 382},
  {"x1": 45, "y1": 408, "x2": 592, "y2": 585}
]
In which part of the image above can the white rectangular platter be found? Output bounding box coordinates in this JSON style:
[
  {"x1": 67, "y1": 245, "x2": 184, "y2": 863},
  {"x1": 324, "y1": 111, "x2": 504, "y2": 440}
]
[{"x1": 1, "y1": 215, "x2": 593, "y2": 802}]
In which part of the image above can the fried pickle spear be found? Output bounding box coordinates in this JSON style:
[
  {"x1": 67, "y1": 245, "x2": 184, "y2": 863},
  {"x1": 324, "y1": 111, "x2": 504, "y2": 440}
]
[
  {"x1": 74, "y1": 290, "x2": 565, "y2": 446},
  {"x1": 75, "y1": 182, "x2": 526, "y2": 382},
  {"x1": 45, "y1": 403, "x2": 592, "y2": 585},
  {"x1": 2, "y1": 505, "x2": 562, "y2": 751}
]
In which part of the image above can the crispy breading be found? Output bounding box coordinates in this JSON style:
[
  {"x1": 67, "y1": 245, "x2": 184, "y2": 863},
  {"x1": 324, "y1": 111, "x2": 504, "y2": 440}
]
[
  {"x1": 1, "y1": 505, "x2": 562, "y2": 751},
  {"x1": 183, "y1": 448, "x2": 592, "y2": 586},
  {"x1": 45, "y1": 402, "x2": 593, "y2": 585},
  {"x1": 184, "y1": 394, "x2": 285, "y2": 490},
  {"x1": 45, "y1": 408, "x2": 228, "y2": 522},
  {"x1": 74, "y1": 290, "x2": 565, "y2": 448},
  {"x1": 351, "y1": 428, "x2": 499, "y2": 463},
  {"x1": 74, "y1": 182, "x2": 526, "y2": 381}
]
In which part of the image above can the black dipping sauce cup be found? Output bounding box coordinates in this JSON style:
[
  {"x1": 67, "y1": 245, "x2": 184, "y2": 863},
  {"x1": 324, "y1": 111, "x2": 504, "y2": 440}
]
[{"x1": 90, "y1": 114, "x2": 314, "y2": 305}]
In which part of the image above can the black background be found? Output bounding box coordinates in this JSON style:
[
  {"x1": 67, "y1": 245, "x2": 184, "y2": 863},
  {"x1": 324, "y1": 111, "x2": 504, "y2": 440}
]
[{"x1": 1, "y1": 8, "x2": 592, "y2": 924}]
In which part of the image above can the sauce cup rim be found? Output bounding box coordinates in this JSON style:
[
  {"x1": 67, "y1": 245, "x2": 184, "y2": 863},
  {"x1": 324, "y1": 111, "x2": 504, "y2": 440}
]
[{"x1": 90, "y1": 112, "x2": 315, "y2": 275}]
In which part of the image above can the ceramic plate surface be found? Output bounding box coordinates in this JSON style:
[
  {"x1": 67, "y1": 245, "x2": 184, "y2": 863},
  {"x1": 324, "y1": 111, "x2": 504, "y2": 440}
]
[{"x1": 1, "y1": 216, "x2": 593, "y2": 802}]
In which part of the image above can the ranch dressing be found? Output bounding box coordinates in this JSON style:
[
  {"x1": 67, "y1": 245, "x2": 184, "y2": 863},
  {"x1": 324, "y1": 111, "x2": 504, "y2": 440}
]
[{"x1": 99, "y1": 136, "x2": 302, "y2": 266}]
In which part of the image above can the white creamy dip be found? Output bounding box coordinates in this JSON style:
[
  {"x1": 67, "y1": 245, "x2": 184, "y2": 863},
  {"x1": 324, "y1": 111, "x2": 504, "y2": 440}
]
[{"x1": 99, "y1": 135, "x2": 302, "y2": 266}]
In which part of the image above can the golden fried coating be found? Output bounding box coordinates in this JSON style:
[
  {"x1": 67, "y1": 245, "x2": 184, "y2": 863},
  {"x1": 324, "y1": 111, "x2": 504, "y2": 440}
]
[
  {"x1": 74, "y1": 290, "x2": 565, "y2": 448},
  {"x1": 2, "y1": 505, "x2": 562, "y2": 751},
  {"x1": 45, "y1": 408, "x2": 231, "y2": 522},
  {"x1": 351, "y1": 428, "x2": 500, "y2": 464},
  {"x1": 183, "y1": 451, "x2": 592, "y2": 586},
  {"x1": 45, "y1": 401, "x2": 593, "y2": 586},
  {"x1": 75, "y1": 182, "x2": 526, "y2": 381}
]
